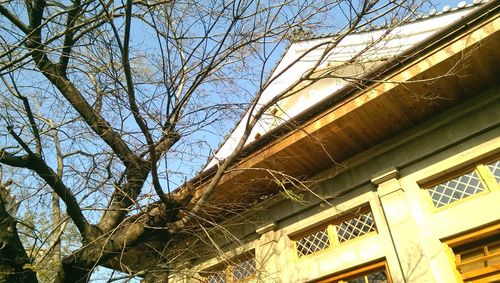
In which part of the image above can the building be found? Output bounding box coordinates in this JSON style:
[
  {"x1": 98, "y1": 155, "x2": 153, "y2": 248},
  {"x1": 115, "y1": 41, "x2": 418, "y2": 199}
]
[{"x1": 116, "y1": 1, "x2": 500, "y2": 282}]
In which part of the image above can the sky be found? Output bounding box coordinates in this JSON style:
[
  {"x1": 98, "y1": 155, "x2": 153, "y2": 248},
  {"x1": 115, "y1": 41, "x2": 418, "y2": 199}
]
[{"x1": 0, "y1": 0, "x2": 480, "y2": 281}]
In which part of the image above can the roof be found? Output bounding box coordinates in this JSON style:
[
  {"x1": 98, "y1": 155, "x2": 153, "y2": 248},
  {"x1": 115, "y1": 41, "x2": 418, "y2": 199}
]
[
  {"x1": 294, "y1": 0, "x2": 487, "y2": 42},
  {"x1": 181, "y1": 0, "x2": 499, "y2": 206},
  {"x1": 207, "y1": 0, "x2": 487, "y2": 170}
]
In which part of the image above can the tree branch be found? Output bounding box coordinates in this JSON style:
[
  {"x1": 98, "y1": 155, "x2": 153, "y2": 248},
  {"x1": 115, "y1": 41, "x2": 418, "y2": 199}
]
[
  {"x1": 4, "y1": 126, "x2": 93, "y2": 239},
  {"x1": 59, "y1": 0, "x2": 83, "y2": 74},
  {"x1": 0, "y1": 5, "x2": 30, "y2": 34},
  {"x1": 0, "y1": 181, "x2": 38, "y2": 282},
  {"x1": 0, "y1": 75, "x2": 42, "y2": 155}
]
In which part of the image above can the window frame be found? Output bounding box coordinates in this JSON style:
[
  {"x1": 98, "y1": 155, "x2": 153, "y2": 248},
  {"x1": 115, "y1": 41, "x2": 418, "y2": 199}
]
[
  {"x1": 291, "y1": 206, "x2": 377, "y2": 259},
  {"x1": 443, "y1": 222, "x2": 500, "y2": 283},
  {"x1": 421, "y1": 157, "x2": 500, "y2": 210},
  {"x1": 200, "y1": 252, "x2": 257, "y2": 283},
  {"x1": 313, "y1": 260, "x2": 392, "y2": 283}
]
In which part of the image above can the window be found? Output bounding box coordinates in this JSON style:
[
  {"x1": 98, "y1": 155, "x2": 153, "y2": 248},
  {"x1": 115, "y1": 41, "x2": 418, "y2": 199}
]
[
  {"x1": 316, "y1": 261, "x2": 391, "y2": 283},
  {"x1": 205, "y1": 272, "x2": 226, "y2": 283},
  {"x1": 335, "y1": 212, "x2": 377, "y2": 243},
  {"x1": 342, "y1": 270, "x2": 389, "y2": 283},
  {"x1": 201, "y1": 256, "x2": 256, "y2": 283},
  {"x1": 296, "y1": 227, "x2": 331, "y2": 257},
  {"x1": 487, "y1": 160, "x2": 500, "y2": 184},
  {"x1": 232, "y1": 258, "x2": 256, "y2": 281},
  {"x1": 293, "y1": 208, "x2": 377, "y2": 257},
  {"x1": 425, "y1": 158, "x2": 499, "y2": 208},
  {"x1": 445, "y1": 223, "x2": 500, "y2": 282},
  {"x1": 454, "y1": 234, "x2": 500, "y2": 282}
]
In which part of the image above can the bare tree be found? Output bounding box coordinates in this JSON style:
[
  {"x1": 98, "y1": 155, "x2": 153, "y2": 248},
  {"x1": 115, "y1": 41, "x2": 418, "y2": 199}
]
[{"x1": 0, "y1": 0, "x2": 426, "y2": 281}]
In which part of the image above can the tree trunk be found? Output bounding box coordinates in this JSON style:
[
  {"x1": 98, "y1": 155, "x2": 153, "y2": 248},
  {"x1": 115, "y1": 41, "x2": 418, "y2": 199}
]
[
  {"x1": 0, "y1": 200, "x2": 38, "y2": 282},
  {"x1": 60, "y1": 261, "x2": 92, "y2": 283}
]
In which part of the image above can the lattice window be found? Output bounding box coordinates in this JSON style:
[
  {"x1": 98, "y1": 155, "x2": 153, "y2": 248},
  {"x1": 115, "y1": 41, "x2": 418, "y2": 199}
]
[
  {"x1": 336, "y1": 212, "x2": 376, "y2": 243},
  {"x1": 294, "y1": 208, "x2": 377, "y2": 257},
  {"x1": 425, "y1": 158, "x2": 500, "y2": 208},
  {"x1": 232, "y1": 257, "x2": 256, "y2": 281},
  {"x1": 205, "y1": 272, "x2": 226, "y2": 283},
  {"x1": 296, "y1": 228, "x2": 331, "y2": 257},
  {"x1": 487, "y1": 160, "x2": 500, "y2": 184},
  {"x1": 427, "y1": 171, "x2": 484, "y2": 208},
  {"x1": 201, "y1": 254, "x2": 256, "y2": 283}
]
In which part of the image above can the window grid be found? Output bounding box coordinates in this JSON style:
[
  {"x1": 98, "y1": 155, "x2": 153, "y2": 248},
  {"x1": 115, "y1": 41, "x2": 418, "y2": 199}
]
[
  {"x1": 487, "y1": 160, "x2": 500, "y2": 184},
  {"x1": 336, "y1": 212, "x2": 377, "y2": 243},
  {"x1": 205, "y1": 272, "x2": 226, "y2": 283},
  {"x1": 426, "y1": 159, "x2": 500, "y2": 208},
  {"x1": 202, "y1": 256, "x2": 256, "y2": 283},
  {"x1": 232, "y1": 257, "x2": 256, "y2": 281},
  {"x1": 296, "y1": 228, "x2": 331, "y2": 257},
  {"x1": 427, "y1": 171, "x2": 484, "y2": 208},
  {"x1": 294, "y1": 209, "x2": 377, "y2": 257}
]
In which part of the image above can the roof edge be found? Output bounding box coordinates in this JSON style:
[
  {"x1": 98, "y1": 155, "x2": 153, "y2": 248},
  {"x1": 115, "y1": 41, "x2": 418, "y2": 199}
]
[{"x1": 182, "y1": 0, "x2": 500, "y2": 190}]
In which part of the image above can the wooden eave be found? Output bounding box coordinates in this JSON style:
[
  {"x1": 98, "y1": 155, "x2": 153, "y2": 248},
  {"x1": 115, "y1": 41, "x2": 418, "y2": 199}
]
[{"x1": 191, "y1": 4, "x2": 500, "y2": 208}]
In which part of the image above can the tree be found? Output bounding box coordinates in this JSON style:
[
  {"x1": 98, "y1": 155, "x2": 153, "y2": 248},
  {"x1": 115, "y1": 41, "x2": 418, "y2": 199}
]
[{"x1": 0, "y1": 0, "x2": 426, "y2": 281}]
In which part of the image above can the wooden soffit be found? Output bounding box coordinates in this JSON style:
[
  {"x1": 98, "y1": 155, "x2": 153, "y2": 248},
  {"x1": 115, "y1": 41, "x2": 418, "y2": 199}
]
[{"x1": 192, "y1": 10, "x2": 500, "y2": 206}]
